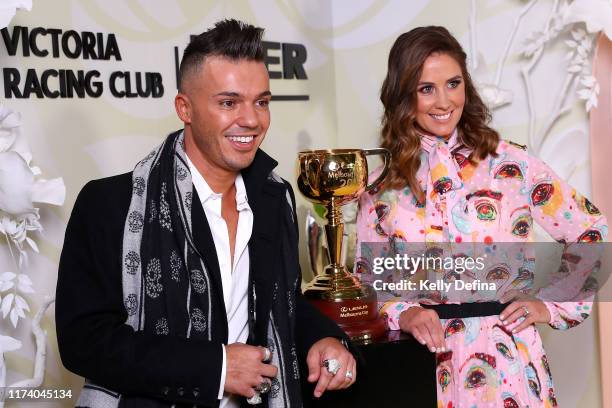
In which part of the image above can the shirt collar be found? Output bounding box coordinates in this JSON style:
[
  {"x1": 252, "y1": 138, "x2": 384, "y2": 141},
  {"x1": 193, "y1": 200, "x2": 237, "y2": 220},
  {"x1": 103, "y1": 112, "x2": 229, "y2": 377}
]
[{"x1": 185, "y1": 155, "x2": 250, "y2": 211}]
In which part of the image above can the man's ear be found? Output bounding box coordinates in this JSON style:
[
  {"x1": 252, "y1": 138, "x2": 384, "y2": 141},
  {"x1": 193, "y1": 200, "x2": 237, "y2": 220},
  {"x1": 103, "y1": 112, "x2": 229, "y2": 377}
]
[{"x1": 175, "y1": 93, "x2": 192, "y2": 124}]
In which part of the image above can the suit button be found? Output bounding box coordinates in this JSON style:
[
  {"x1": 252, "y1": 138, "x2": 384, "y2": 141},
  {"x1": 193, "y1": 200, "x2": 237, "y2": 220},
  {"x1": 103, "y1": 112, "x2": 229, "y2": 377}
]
[
  {"x1": 193, "y1": 387, "x2": 200, "y2": 397},
  {"x1": 161, "y1": 386, "x2": 169, "y2": 396},
  {"x1": 177, "y1": 387, "x2": 184, "y2": 396}
]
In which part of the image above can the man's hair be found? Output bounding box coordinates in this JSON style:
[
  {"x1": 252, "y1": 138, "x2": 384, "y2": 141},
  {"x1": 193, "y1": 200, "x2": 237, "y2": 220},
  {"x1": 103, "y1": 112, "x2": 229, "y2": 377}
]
[{"x1": 178, "y1": 19, "x2": 265, "y2": 91}]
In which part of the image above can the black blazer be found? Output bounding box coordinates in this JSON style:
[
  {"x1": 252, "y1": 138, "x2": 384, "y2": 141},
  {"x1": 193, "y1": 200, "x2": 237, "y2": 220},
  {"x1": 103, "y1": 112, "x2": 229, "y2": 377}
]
[{"x1": 56, "y1": 149, "x2": 346, "y2": 407}]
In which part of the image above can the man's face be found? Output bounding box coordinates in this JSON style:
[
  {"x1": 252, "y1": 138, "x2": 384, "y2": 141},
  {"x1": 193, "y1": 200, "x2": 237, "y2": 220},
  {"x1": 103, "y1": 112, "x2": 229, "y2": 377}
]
[
  {"x1": 414, "y1": 52, "x2": 465, "y2": 139},
  {"x1": 179, "y1": 56, "x2": 271, "y2": 173}
]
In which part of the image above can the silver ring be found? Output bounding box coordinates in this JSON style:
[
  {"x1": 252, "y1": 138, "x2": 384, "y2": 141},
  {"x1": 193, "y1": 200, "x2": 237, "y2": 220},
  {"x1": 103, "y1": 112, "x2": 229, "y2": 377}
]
[
  {"x1": 345, "y1": 370, "x2": 353, "y2": 379},
  {"x1": 256, "y1": 380, "x2": 271, "y2": 394},
  {"x1": 246, "y1": 391, "x2": 262, "y2": 405},
  {"x1": 522, "y1": 306, "x2": 530, "y2": 316},
  {"x1": 262, "y1": 347, "x2": 272, "y2": 362},
  {"x1": 322, "y1": 358, "x2": 341, "y2": 376}
]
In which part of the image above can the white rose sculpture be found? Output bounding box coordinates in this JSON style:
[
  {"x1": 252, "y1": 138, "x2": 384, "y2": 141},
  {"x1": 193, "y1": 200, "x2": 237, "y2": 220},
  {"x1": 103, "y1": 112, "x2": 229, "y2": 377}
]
[{"x1": 0, "y1": 1, "x2": 66, "y2": 401}]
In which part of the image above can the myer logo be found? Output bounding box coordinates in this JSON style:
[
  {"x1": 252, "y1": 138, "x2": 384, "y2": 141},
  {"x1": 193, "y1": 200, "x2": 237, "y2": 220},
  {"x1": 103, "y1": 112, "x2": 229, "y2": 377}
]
[{"x1": 173, "y1": 38, "x2": 309, "y2": 101}]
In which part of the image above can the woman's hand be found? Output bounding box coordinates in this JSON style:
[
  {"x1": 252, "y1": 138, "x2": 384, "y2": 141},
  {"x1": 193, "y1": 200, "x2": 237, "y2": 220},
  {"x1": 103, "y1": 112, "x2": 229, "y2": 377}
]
[
  {"x1": 499, "y1": 290, "x2": 551, "y2": 334},
  {"x1": 398, "y1": 306, "x2": 446, "y2": 353}
]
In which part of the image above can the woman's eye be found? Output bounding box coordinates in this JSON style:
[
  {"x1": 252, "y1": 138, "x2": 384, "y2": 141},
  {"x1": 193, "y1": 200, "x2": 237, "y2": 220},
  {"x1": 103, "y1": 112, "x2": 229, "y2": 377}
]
[
  {"x1": 419, "y1": 85, "x2": 433, "y2": 94},
  {"x1": 475, "y1": 201, "x2": 497, "y2": 221},
  {"x1": 511, "y1": 215, "x2": 531, "y2": 237},
  {"x1": 531, "y1": 182, "x2": 554, "y2": 206},
  {"x1": 433, "y1": 176, "x2": 453, "y2": 195},
  {"x1": 486, "y1": 265, "x2": 510, "y2": 281},
  {"x1": 448, "y1": 80, "x2": 461, "y2": 88},
  {"x1": 465, "y1": 366, "x2": 486, "y2": 389},
  {"x1": 578, "y1": 229, "x2": 603, "y2": 243},
  {"x1": 495, "y1": 163, "x2": 523, "y2": 179}
]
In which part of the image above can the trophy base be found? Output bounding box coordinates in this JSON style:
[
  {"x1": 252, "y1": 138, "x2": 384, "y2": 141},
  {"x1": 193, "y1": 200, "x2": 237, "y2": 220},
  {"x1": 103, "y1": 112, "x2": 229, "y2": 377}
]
[
  {"x1": 338, "y1": 316, "x2": 388, "y2": 344},
  {"x1": 305, "y1": 283, "x2": 388, "y2": 343}
]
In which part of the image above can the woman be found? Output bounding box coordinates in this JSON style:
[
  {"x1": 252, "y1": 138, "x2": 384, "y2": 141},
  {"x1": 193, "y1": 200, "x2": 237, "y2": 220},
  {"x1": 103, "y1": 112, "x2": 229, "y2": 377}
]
[{"x1": 354, "y1": 26, "x2": 607, "y2": 407}]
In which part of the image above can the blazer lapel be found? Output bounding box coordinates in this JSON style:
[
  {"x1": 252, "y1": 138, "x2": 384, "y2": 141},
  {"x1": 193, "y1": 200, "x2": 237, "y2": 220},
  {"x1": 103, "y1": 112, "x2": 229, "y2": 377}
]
[
  {"x1": 191, "y1": 188, "x2": 229, "y2": 339},
  {"x1": 248, "y1": 180, "x2": 285, "y2": 341}
]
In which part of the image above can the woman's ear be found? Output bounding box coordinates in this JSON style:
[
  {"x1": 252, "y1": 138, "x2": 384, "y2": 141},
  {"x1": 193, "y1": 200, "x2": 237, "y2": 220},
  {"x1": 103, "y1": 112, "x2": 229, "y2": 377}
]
[{"x1": 175, "y1": 93, "x2": 191, "y2": 124}]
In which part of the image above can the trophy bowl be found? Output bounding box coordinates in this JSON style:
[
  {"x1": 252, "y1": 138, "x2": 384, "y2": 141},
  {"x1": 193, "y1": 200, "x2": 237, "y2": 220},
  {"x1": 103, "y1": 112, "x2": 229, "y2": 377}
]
[{"x1": 297, "y1": 148, "x2": 390, "y2": 342}]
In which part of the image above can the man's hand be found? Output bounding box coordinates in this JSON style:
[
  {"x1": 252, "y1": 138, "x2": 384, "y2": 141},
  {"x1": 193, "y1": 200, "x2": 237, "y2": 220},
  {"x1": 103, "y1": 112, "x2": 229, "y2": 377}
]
[
  {"x1": 306, "y1": 337, "x2": 356, "y2": 398},
  {"x1": 398, "y1": 306, "x2": 445, "y2": 353},
  {"x1": 225, "y1": 343, "x2": 278, "y2": 398},
  {"x1": 499, "y1": 290, "x2": 551, "y2": 333}
]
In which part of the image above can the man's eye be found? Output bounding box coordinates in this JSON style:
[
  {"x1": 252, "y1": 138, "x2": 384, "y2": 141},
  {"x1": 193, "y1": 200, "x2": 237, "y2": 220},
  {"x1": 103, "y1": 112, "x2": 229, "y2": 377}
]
[
  {"x1": 220, "y1": 100, "x2": 234, "y2": 108},
  {"x1": 257, "y1": 99, "x2": 270, "y2": 107}
]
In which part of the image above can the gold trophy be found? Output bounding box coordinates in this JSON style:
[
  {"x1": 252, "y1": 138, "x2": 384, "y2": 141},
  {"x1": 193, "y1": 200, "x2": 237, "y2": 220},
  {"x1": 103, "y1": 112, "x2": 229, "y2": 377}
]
[{"x1": 297, "y1": 148, "x2": 390, "y2": 342}]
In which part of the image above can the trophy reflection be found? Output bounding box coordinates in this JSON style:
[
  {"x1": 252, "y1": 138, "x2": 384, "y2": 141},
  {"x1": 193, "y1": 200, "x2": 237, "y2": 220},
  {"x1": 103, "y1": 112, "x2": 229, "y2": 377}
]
[{"x1": 297, "y1": 148, "x2": 390, "y2": 342}]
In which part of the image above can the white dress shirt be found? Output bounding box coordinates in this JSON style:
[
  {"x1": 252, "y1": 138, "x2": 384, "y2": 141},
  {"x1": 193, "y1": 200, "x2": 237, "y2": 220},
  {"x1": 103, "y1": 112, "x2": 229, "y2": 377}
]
[{"x1": 186, "y1": 157, "x2": 252, "y2": 408}]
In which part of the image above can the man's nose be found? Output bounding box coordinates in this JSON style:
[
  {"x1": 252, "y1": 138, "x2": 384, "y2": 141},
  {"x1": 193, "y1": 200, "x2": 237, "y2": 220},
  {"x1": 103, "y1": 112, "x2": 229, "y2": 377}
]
[{"x1": 237, "y1": 104, "x2": 258, "y2": 128}]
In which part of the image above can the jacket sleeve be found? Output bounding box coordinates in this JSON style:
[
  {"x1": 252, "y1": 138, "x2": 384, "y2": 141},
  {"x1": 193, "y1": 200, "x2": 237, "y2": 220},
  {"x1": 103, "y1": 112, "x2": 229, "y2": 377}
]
[
  {"x1": 282, "y1": 181, "x2": 349, "y2": 356},
  {"x1": 56, "y1": 179, "x2": 224, "y2": 406},
  {"x1": 525, "y1": 152, "x2": 608, "y2": 330},
  {"x1": 353, "y1": 188, "x2": 421, "y2": 331}
]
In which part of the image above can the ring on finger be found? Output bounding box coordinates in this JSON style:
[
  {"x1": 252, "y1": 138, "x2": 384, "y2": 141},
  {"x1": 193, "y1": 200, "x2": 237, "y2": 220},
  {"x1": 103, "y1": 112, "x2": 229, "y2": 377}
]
[
  {"x1": 262, "y1": 347, "x2": 272, "y2": 363},
  {"x1": 246, "y1": 391, "x2": 262, "y2": 405},
  {"x1": 256, "y1": 380, "x2": 271, "y2": 394},
  {"x1": 522, "y1": 306, "x2": 530, "y2": 317},
  {"x1": 322, "y1": 358, "x2": 341, "y2": 376},
  {"x1": 345, "y1": 370, "x2": 353, "y2": 379}
]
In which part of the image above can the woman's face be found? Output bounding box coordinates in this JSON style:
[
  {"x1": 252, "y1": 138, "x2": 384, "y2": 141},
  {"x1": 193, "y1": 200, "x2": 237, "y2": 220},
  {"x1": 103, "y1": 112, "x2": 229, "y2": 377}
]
[{"x1": 414, "y1": 52, "x2": 465, "y2": 138}]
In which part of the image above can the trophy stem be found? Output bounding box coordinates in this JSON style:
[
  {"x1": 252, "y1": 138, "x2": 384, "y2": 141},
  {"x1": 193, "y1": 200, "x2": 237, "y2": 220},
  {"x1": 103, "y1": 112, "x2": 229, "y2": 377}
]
[{"x1": 324, "y1": 201, "x2": 345, "y2": 271}]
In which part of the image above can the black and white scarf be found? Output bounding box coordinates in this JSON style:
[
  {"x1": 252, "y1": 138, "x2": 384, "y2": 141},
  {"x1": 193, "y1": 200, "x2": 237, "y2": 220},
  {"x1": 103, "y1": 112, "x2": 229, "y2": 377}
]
[{"x1": 77, "y1": 132, "x2": 302, "y2": 407}]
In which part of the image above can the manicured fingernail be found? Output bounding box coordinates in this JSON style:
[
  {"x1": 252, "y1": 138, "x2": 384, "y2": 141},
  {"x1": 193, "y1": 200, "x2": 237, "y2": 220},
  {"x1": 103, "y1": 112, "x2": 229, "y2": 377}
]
[
  {"x1": 502, "y1": 320, "x2": 507, "y2": 325},
  {"x1": 512, "y1": 329, "x2": 517, "y2": 333},
  {"x1": 500, "y1": 314, "x2": 505, "y2": 320},
  {"x1": 430, "y1": 347, "x2": 436, "y2": 352},
  {"x1": 441, "y1": 347, "x2": 446, "y2": 352}
]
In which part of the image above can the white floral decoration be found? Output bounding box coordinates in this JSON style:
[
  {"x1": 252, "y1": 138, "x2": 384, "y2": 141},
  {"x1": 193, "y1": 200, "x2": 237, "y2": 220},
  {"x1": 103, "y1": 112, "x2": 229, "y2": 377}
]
[
  {"x1": 578, "y1": 75, "x2": 600, "y2": 112},
  {"x1": 0, "y1": 0, "x2": 31, "y2": 29},
  {"x1": 0, "y1": 334, "x2": 22, "y2": 388},
  {"x1": 0, "y1": 1, "x2": 58, "y2": 398},
  {"x1": 0, "y1": 104, "x2": 65, "y2": 328},
  {"x1": 473, "y1": 0, "x2": 608, "y2": 151},
  {"x1": 562, "y1": 0, "x2": 612, "y2": 40}
]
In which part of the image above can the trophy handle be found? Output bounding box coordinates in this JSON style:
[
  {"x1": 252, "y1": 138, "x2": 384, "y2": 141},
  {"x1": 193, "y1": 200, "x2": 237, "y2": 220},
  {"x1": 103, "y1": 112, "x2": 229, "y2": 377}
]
[{"x1": 363, "y1": 148, "x2": 391, "y2": 192}]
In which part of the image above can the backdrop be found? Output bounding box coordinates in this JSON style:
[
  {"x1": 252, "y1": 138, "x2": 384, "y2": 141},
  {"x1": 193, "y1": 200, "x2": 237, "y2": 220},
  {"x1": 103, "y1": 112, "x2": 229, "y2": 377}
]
[{"x1": 0, "y1": 1, "x2": 607, "y2": 407}]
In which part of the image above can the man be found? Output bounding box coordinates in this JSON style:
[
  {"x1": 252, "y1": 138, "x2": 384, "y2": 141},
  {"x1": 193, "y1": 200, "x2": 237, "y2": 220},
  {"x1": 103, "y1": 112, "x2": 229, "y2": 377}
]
[{"x1": 56, "y1": 19, "x2": 355, "y2": 408}]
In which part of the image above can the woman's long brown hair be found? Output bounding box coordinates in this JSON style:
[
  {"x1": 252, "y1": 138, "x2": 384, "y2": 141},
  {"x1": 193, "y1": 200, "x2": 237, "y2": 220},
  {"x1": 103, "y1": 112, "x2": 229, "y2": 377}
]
[{"x1": 380, "y1": 26, "x2": 499, "y2": 204}]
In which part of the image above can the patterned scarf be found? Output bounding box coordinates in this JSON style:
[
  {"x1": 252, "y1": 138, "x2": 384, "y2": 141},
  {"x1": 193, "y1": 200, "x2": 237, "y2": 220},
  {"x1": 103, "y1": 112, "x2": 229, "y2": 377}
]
[
  {"x1": 419, "y1": 129, "x2": 468, "y2": 243},
  {"x1": 77, "y1": 131, "x2": 302, "y2": 407}
]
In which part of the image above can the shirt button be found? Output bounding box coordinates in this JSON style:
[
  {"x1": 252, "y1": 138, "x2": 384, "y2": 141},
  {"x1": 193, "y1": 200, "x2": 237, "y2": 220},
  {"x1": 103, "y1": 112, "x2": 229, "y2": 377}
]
[
  {"x1": 177, "y1": 387, "x2": 185, "y2": 396},
  {"x1": 192, "y1": 387, "x2": 200, "y2": 397},
  {"x1": 161, "y1": 386, "x2": 169, "y2": 396}
]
